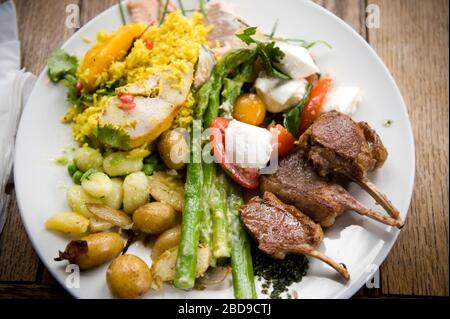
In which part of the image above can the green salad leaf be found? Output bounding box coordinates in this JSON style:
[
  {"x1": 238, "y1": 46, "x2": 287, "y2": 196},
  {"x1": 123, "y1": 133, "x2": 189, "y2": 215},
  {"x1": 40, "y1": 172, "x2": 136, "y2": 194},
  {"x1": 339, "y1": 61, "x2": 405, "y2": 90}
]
[
  {"x1": 283, "y1": 82, "x2": 313, "y2": 136},
  {"x1": 95, "y1": 124, "x2": 131, "y2": 150}
]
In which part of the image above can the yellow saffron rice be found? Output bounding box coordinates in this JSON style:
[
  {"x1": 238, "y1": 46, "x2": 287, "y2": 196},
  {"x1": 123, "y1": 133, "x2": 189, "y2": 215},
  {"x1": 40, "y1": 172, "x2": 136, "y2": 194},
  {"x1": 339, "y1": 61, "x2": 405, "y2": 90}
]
[{"x1": 66, "y1": 11, "x2": 209, "y2": 144}]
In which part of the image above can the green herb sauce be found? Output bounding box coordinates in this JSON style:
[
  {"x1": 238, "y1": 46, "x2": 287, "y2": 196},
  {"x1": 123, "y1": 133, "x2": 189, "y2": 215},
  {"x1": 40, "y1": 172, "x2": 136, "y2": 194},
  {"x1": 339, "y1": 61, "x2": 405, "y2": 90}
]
[{"x1": 252, "y1": 247, "x2": 308, "y2": 299}]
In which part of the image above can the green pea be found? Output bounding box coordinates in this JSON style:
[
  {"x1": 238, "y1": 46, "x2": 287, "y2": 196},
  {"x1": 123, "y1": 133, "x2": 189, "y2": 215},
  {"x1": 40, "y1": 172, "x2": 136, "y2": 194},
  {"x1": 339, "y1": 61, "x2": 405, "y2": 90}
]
[
  {"x1": 72, "y1": 170, "x2": 84, "y2": 185},
  {"x1": 143, "y1": 163, "x2": 155, "y2": 176},
  {"x1": 67, "y1": 161, "x2": 78, "y2": 176},
  {"x1": 143, "y1": 154, "x2": 161, "y2": 176}
]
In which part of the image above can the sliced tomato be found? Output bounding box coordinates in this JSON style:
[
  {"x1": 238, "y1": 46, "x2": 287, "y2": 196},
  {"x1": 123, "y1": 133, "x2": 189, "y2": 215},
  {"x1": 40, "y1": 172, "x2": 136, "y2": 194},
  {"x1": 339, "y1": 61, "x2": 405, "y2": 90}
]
[
  {"x1": 268, "y1": 123, "x2": 296, "y2": 158},
  {"x1": 298, "y1": 78, "x2": 333, "y2": 134},
  {"x1": 210, "y1": 118, "x2": 260, "y2": 189}
]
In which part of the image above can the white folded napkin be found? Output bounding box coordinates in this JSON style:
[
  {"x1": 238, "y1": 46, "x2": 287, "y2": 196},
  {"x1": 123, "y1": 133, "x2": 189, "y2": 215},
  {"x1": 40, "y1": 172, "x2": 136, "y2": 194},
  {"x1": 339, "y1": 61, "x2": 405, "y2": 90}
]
[{"x1": 0, "y1": 0, "x2": 36, "y2": 233}]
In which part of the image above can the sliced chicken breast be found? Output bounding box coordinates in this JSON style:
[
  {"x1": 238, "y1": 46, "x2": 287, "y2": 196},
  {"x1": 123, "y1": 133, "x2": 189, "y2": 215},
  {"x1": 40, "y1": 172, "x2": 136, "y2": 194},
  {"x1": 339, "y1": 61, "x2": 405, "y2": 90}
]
[{"x1": 99, "y1": 96, "x2": 180, "y2": 149}]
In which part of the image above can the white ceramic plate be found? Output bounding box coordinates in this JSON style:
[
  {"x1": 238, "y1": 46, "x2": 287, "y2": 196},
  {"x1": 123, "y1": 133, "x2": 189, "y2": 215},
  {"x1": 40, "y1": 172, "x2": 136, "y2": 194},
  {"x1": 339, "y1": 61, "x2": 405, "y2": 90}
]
[{"x1": 14, "y1": 0, "x2": 415, "y2": 299}]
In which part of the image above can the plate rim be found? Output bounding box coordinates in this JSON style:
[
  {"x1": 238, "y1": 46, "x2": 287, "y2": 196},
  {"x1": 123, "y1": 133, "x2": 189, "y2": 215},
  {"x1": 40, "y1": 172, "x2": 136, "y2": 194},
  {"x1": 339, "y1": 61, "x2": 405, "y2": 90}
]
[{"x1": 13, "y1": 0, "x2": 416, "y2": 299}]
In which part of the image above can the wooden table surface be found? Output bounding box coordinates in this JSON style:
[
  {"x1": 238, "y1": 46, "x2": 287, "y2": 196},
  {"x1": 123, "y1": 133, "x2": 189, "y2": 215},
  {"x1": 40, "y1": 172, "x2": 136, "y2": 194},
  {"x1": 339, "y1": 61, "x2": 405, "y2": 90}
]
[{"x1": 0, "y1": 0, "x2": 448, "y2": 299}]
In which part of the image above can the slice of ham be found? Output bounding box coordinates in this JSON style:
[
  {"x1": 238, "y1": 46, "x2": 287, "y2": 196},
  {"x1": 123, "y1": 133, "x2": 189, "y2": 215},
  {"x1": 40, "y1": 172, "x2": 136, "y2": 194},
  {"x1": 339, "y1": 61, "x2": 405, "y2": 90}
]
[{"x1": 127, "y1": 0, "x2": 177, "y2": 25}]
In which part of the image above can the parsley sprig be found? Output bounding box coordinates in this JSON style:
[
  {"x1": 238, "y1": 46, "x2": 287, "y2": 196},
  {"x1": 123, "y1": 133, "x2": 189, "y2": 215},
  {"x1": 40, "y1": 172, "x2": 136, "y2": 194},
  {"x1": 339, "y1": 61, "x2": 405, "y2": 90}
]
[{"x1": 236, "y1": 27, "x2": 290, "y2": 80}]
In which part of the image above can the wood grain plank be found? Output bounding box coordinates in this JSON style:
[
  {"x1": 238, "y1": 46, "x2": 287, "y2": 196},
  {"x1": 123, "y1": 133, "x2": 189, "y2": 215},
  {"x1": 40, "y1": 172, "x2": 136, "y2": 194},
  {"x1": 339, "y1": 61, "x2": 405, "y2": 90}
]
[
  {"x1": 0, "y1": 0, "x2": 81, "y2": 283},
  {"x1": 313, "y1": 0, "x2": 367, "y2": 38},
  {"x1": 0, "y1": 190, "x2": 38, "y2": 281},
  {"x1": 368, "y1": 0, "x2": 449, "y2": 296},
  {"x1": 0, "y1": 284, "x2": 69, "y2": 299},
  {"x1": 14, "y1": 0, "x2": 80, "y2": 74},
  {"x1": 80, "y1": 0, "x2": 117, "y2": 25}
]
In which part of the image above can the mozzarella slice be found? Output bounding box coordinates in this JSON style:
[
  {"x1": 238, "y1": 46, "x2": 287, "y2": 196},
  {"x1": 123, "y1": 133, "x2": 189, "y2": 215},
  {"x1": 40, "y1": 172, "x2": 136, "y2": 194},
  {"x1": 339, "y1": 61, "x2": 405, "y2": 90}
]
[
  {"x1": 321, "y1": 86, "x2": 362, "y2": 115},
  {"x1": 254, "y1": 75, "x2": 307, "y2": 113},
  {"x1": 275, "y1": 42, "x2": 319, "y2": 80},
  {"x1": 224, "y1": 120, "x2": 273, "y2": 169}
]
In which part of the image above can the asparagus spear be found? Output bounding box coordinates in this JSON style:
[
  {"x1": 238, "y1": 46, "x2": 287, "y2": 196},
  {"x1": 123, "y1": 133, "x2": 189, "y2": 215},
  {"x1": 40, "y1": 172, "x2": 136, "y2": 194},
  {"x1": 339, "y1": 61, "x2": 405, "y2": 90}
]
[
  {"x1": 228, "y1": 182, "x2": 257, "y2": 299},
  {"x1": 199, "y1": 162, "x2": 216, "y2": 247},
  {"x1": 210, "y1": 169, "x2": 230, "y2": 258},
  {"x1": 174, "y1": 120, "x2": 204, "y2": 289},
  {"x1": 203, "y1": 49, "x2": 256, "y2": 127}
]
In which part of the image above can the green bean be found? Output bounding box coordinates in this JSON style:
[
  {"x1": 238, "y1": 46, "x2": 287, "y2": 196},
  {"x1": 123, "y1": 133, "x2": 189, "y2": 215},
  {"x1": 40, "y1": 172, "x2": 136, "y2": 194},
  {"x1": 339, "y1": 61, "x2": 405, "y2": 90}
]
[
  {"x1": 228, "y1": 182, "x2": 257, "y2": 299},
  {"x1": 174, "y1": 120, "x2": 204, "y2": 289},
  {"x1": 210, "y1": 169, "x2": 230, "y2": 259}
]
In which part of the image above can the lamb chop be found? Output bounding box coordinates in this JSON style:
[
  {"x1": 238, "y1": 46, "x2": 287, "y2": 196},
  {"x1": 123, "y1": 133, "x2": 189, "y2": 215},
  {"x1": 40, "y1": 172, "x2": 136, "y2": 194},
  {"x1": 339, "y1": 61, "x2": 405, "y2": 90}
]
[
  {"x1": 240, "y1": 192, "x2": 350, "y2": 280},
  {"x1": 260, "y1": 150, "x2": 403, "y2": 228},
  {"x1": 297, "y1": 110, "x2": 402, "y2": 221}
]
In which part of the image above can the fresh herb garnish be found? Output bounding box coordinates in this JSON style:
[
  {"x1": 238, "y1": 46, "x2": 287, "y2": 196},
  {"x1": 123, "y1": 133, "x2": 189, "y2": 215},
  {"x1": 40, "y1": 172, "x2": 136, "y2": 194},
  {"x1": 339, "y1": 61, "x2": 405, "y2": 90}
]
[
  {"x1": 95, "y1": 124, "x2": 131, "y2": 150},
  {"x1": 159, "y1": 0, "x2": 171, "y2": 25},
  {"x1": 236, "y1": 27, "x2": 290, "y2": 80},
  {"x1": 283, "y1": 83, "x2": 313, "y2": 136},
  {"x1": 199, "y1": 0, "x2": 207, "y2": 16},
  {"x1": 118, "y1": 0, "x2": 126, "y2": 25},
  {"x1": 383, "y1": 119, "x2": 393, "y2": 127},
  {"x1": 252, "y1": 247, "x2": 308, "y2": 299},
  {"x1": 47, "y1": 49, "x2": 78, "y2": 83},
  {"x1": 272, "y1": 37, "x2": 332, "y2": 49},
  {"x1": 269, "y1": 19, "x2": 279, "y2": 39},
  {"x1": 177, "y1": 0, "x2": 186, "y2": 15},
  {"x1": 47, "y1": 49, "x2": 84, "y2": 104}
]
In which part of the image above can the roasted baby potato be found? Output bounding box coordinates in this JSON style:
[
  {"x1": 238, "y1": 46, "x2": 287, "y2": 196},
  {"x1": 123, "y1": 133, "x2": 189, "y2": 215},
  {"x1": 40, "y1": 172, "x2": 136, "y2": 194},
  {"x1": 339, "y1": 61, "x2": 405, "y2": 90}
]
[
  {"x1": 151, "y1": 225, "x2": 181, "y2": 260},
  {"x1": 45, "y1": 212, "x2": 89, "y2": 235},
  {"x1": 147, "y1": 171, "x2": 184, "y2": 211},
  {"x1": 150, "y1": 245, "x2": 211, "y2": 289},
  {"x1": 56, "y1": 232, "x2": 124, "y2": 270},
  {"x1": 74, "y1": 147, "x2": 103, "y2": 172},
  {"x1": 123, "y1": 172, "x2": 149, "y2": 214},
  {"x1": 133, "y1": 202, "x2": 177, "y2": 235},
  {"x1": 157, "y1": 129, "x2": 188, "y2": 170},
  {"x1": 107, "y1": 255, "x2": 151, "y2": 299}
]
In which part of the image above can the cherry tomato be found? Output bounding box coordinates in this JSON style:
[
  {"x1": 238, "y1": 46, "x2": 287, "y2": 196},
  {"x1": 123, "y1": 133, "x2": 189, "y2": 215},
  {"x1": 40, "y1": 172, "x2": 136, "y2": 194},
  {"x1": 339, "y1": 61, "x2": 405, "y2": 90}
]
[
  {"x1": 233, "y1": 93, "x2": 266, "y2": 126},
  {"x1": 268, "y1": 124, "x2": 296, "y2": 158},
  {"x1": 210, "y1": 118, "x2": 259, "y2": 189},
  {"x1": 119, "y1": 94, "x2": 135, "y2": 104},
  {"x1": 299, "y1": 78, "x2": 333, "y2": 134},
  {"x1": 144, "y1": 39, "x2": 154, "y2": 50},
  {"x1": 75, "y1": 81, "x2": 83, "y2": 96}
]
